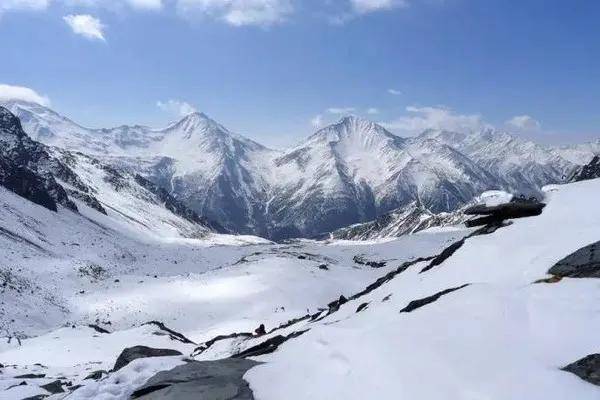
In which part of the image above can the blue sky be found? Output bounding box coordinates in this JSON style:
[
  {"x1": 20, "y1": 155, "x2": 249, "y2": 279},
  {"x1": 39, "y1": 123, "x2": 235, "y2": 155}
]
[{"x1": 0, "y1": 0, "x2": 599, "y2": 147}]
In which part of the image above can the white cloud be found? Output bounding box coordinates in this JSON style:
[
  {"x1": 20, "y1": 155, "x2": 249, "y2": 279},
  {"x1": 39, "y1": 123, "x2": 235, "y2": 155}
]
[
  {"x1": 63, "y1": 14, "x2": 106, "y2": 41},
  {"x1": 350, "y1": 0, "x2": 408, "y2": 15},
  {"x1": 382, "y1": 106, "x2": 489, "y2": 136},
  {"x1": 0, "y1": 0, "x2": 50, "y2": 12},
  {"x1": 177, "y1": 0, "x2": 293, "y2": 27},
  {"x1": 366, "y1": 107, "x2": 379, "y2": 114},
  {"x1": 387, "y1": 88, "x2": 402, "y2": 95},
  {"x1": 506, "y1": 115, "x2": 541, "y2": 131},
  {"x1": 311, "y1": 114, "x2": 324, "y2": 128},
  {"x1": 327, "y1": 107, "x2": 355, "y2": 115},
  {"x1": 157, "y1": 99, "x2": 197, "y2": 117},
  {"x1": 126, "y1": 0, "x2": 162, "y2": 10},
  {"x1": 0, "y1": 84, "x2": 51, "y2": 106}
]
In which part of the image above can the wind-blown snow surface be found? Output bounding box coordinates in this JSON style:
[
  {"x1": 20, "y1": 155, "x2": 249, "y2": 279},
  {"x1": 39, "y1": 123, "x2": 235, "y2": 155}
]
[{"x1": 5, "y1": 100, "x2": 595, "y2": 239}]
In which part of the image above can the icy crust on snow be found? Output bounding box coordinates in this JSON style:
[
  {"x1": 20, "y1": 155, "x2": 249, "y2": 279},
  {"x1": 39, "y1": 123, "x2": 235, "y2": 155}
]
[{"x1": 241, "y1": 178, "x2": 600, "y2": 400}]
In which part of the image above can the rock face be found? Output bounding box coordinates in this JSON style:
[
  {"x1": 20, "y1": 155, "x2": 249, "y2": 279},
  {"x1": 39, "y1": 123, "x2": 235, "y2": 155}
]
[
  {"x1": 570, "y1": 155, "x2": 600, "y2": 182},
  {"x1": 112, "y1": 346, "x2": 182, "y2": 371},
  {"x1": 548, "y1": 241, "x2": 600, "y2": 278},
  {"x1": 0, "y1": 106, "x2": 77, "y2": 212},
  {"x1": 562, "y1": 354, "x2": 600, "y2": 386},
  {"x1": 130, "y1": 358, "x2": 260, "y2": 399}
]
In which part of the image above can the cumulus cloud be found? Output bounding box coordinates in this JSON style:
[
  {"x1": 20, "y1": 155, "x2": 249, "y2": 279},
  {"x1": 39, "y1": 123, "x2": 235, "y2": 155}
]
[
  {"x1": 63, "y1": 14, "x2": 106, "y2": 40},
  {"x1": 382, "y1": 106, "x2": 489, "y2": 136},
  {"x1": 387, "y1": 88, "x2": 402, "y2": 95},
  {"x1": 350, "y1": 0, "x2": 408, "y2": 15},
  {"x1": 177, "y1": 0, "x2": 293, "y2": 27},
  {"x1": 327, "y1": 107, "x2": 355, "y2": 115},
  {"x1": 157, "y1": 99, "x2": 197, "y2": 117},
  {"x1": 0, "y1": 0, "x2": 50, "y2": 12},
  {"x1": 0, "y1": 84, "x2": 51, "y2": 106},
  {"x1": 506, "y1": 115, "x2": 541, "y2": 131}
]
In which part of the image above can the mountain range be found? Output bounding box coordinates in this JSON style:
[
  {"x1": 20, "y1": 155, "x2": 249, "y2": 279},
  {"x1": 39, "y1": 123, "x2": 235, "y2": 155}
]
[{"x1": 3, "y1": 100, "x2": 599, "y2": 240}]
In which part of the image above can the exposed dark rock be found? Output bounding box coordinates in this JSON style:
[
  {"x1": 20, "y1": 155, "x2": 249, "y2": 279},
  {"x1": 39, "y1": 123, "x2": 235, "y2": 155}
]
[
  {"x1": 83, "y1": 370, "x2": 107, "y2": 380},
  {"x1": 420, "y1": 239, "x2": 466, "y2": 273},
  {"x1": 6, "y1": 381, "x2": 27, "y2": 390},
  {"x1": 400, "y1": 284, "x2": 470, "y2": 313},
  {"x1": 348, "y1": 256, "x2": 434, "y2": 302},
  {"x1": 112, "y1": 346, "x2": 182, "y2": 372},
  {"x1": 254, "y1": 324, "x2": 266, "y2": 336},
  {"x1": 548, "y1": 241, "x2": 600, "y2": 278},
  {"x1": 191, "y1": 332, "x2": 254, "y2": 357},
  {"x1": 353, "y1": 255, "x2": 386, "y2": 268},
  {"x1": 326, "y1": 295, "x2": 348, "y2": 314},
  {"x1": 14, "y1": 373, "x2": 46, "y2": 379},
  {"x1": 317, "y1": 264, "x2": 329, "y2": 270},
  {"x1": 464, "y1": 197, "x2": 545, "y2": 227},
  {"x1": 0, "y1": 107, "x2": 78, "y2": 212},
  {"x1": 40, "y1": 380, "x2": 64, "y2": 394},
  {"x1": 570, "y1": 155, "x2": 600, "y2": 182},
  {"x1": 88, "y1": 324, "x2": 110, "y2": 334},
  {"x1": 143, "y1": 321, "x2": 196, "y2": 344},
  {"x1": 533, "y1": 276, "x2": 563, "y2": 284},
  {"x1": 233, "y1": 330, "x2": 309, "y2": 359},
  {"x1": 130, "y1": 358, "x2": 260, "y2": 400},
  {"x1": 562, "y1": 354, "x2": 600, "y2": 386},
  {"x1": 356, "y1": 302, "x2": 369, "y2": 313}
]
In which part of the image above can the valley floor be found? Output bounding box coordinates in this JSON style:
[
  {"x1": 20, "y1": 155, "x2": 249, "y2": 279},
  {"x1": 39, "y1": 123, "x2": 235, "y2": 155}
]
[{"x1": 1, "y1": 179, "x2": 600, "y2": 399}]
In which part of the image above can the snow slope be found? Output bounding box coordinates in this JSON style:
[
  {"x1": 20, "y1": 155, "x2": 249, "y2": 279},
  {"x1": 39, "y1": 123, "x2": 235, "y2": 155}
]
[{"x1": 241, "y1": 178, "x2": 600, "y2": 400}]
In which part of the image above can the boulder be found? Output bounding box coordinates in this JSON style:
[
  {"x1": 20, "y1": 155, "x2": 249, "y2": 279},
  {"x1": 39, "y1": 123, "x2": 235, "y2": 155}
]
[
  {"x1": 112, "y1": 346, "x2": 182, "y2": 372},
  {"x1": 548, "y1": 241, "x2": 600, "y2": 278},
  {"x1": 130, "y1": 358, "x2": 260, "y2": 399},
  {"x1": 562, "y1": 354, "x2": 600, "y2": 386}
]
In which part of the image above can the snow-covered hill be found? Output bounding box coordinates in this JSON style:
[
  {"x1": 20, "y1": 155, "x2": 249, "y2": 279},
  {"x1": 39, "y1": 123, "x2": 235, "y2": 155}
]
[
  {"x1": 2, "y1": 174, "x2": 600, "y2": 399},
  {"x1": 3, "y1": 101, "x2": 595, "y2": 239}
]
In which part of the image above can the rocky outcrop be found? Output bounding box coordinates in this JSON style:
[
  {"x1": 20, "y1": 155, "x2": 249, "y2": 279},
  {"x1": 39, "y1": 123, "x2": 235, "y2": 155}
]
[
  {"x1": 0, "y1": 107, "x2": 77, "y2": 212},
  {"x1": 570, "y1": 155, "x2": 600, "y2": 182},
  {"x1": 548, "y1": 241, "x2": 600, "y2": 278},
  {"x1": 130, "y1": 358, "x2": 260, "y2": 399},
  {"x1": 399, "y1": 284, "x2": 470, "y2": 313},
  {"x1": 112, "y1": 346, "x2": 182, "y2": 371},
  {"x1": 464, "y1": 197, "x2": 545, "y2": 227},
  {"x1": 562, "y1": 354, "x2": 600, "y2": 386}
]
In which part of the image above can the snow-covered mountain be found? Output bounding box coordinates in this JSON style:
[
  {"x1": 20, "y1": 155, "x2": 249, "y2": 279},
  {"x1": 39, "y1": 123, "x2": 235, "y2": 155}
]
[
  {"x1": 0, "y1": 106, "x2": 227, "y2": 239},
  {"x1": 3, "y1": 100, "x2": 595, "y2": 239},
  {"x1": 328, "y1": 201, "x2": 469, "y2": 241},
  {"x1": 416, "y1": 128, "x2": 580, "y2": 195}
]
